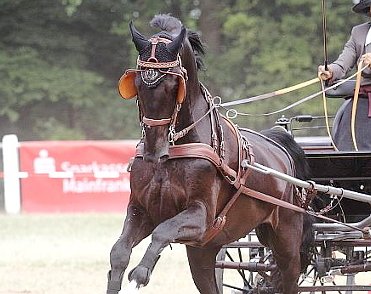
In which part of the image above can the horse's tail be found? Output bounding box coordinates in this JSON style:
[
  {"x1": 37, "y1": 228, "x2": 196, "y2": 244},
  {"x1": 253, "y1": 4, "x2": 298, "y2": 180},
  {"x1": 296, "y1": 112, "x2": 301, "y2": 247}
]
[
  {"x1": 260, "y1": 127, "x2": 310, "y2": 180},
  {"x1": 261, "y1": 127, "x2": 314, "y2": 272}
]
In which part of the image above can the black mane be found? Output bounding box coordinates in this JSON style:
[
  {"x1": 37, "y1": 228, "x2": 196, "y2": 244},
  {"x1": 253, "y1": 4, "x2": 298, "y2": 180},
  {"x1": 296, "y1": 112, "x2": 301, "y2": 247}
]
[{"x1": 150, "y1": 14, "x2": 205, "y2": 70}]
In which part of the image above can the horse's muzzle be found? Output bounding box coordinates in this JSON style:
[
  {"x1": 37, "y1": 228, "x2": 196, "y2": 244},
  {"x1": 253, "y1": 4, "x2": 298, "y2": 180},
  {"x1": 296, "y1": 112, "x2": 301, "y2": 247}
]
[
  {"x1": 143, "y1": 141, "x2": 170, "y2": 163},
  {"x1": 142, "y1": 125, "x2": 171, "y2": 163}
]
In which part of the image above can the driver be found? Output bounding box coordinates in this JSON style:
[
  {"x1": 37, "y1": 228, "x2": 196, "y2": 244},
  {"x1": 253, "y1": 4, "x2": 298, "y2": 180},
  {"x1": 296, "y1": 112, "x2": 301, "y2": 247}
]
[{"x1": 318, "y1": 0, "x2": 371, "y2": 150}]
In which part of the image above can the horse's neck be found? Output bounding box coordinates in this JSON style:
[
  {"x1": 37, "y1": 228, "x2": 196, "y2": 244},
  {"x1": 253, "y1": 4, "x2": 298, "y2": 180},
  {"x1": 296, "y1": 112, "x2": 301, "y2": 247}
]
[
  {"x1": 176, "y1": 82, "x2": 212, "y2": 145},
  {"x1": 175, "y1": 48, "x2": 213, "y2": 144}
]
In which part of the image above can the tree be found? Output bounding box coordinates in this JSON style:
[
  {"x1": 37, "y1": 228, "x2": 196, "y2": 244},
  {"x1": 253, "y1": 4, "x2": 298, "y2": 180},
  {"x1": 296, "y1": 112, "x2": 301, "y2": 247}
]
[
  {"x1": 0, "y1": 0, "x2": 139, "y2": 140},
  {"x1": 0, "y1": 0, "x2": 364, "y2": 140}
]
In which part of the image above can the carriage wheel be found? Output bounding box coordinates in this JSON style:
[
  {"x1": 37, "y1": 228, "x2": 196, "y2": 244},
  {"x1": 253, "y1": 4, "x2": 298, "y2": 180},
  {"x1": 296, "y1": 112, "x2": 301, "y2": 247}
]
[
  {"x1": 215, "y1": 237, "x2": 274, "y2": 294},
  {"x1": 298, "y1": 243, "x2": 371, "y2": 293},
  {"x1": 217, "y1": 240, "x2": 371, "y2": 293}
]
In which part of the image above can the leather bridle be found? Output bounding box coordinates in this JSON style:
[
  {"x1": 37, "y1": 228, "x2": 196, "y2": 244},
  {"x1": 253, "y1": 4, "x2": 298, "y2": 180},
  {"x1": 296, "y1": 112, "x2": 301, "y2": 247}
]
[{"x1": 118, "y1": 35, "x2": 194, "y2": 144}]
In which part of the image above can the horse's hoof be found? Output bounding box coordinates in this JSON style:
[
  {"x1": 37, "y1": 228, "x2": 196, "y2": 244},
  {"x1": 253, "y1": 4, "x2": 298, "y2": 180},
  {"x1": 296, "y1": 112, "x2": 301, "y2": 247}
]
[{"x1": 128, "y1": 265, "x2": 151, "y2": 287}]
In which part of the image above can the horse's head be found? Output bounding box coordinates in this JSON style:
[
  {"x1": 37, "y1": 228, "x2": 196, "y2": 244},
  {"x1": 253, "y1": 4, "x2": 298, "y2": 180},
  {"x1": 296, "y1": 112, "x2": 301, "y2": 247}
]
[{"x1": 118, "y1": 20, "x2": 188, "y2": 163}]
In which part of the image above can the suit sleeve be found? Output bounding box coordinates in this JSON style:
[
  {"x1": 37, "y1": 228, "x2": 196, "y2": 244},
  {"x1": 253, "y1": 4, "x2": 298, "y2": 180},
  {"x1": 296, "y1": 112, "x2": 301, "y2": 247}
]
[{"x1": 328, "y1": 27, "x2": 358, "y2": 81}]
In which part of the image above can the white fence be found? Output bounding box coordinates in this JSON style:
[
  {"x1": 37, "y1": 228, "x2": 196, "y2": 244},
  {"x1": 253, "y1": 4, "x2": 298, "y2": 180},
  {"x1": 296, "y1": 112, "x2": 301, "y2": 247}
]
[{"x1": 1, "y1": 134, "x2": 22, "y2": 214}]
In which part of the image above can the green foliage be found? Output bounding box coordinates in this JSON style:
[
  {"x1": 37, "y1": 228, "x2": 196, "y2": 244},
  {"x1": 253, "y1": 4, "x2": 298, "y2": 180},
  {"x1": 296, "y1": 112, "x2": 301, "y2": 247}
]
[{"x1": 0, "y1": 0, "x2": 365, "y2": 140}]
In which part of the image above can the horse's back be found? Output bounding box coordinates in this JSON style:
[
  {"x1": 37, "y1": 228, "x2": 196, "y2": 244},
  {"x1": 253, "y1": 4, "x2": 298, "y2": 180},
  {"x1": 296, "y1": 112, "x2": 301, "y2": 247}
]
[{"x1": 239, "y1": 127, "x2": 295, "y2": 176}]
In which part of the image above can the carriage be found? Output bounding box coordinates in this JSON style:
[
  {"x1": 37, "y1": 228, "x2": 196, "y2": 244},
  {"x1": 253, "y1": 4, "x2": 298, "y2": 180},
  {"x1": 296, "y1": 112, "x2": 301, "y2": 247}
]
[
  {"x1": 106, "y1": 14, "x2": 371, "y2": 294},
  {"x1": 215, "y1": 111, "x2": 371, "y2": 293}
]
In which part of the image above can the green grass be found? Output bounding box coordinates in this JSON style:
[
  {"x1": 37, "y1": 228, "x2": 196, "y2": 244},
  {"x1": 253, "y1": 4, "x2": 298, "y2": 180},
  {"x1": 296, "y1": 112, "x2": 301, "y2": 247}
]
[{"x1": 0, "y1": 214, "x2": 197, "y2": 294}]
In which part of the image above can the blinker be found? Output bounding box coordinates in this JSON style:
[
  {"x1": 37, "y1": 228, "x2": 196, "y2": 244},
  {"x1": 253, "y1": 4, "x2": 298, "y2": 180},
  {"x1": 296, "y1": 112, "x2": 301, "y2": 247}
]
[
  {"x1": 118, "y1": 68, "x2": 187, "y2": 104},
  {"x1": 118, "y1": 70, "x2": 137, "y2": 99}
]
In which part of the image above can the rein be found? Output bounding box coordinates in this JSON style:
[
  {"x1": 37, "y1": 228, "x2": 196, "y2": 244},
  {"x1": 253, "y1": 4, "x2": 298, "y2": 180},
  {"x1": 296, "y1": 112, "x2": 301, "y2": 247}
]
[
  {"x1": 170, "y1": 84, "x2": 216, "y2": 143},
  {"x1": 350, "y1": 60, "x2": 365, "y2": 151},
  {"x1": 220, "y1": 78, "x2": 319, "y2": 108},
  {"x1": 221, "y1": 66, "x2": 368, "y2": 118}
]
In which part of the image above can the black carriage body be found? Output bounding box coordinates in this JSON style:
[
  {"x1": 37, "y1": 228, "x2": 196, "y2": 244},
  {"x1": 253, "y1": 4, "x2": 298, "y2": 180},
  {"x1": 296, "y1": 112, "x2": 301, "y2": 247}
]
[
  {"x1": 217, "y1": 136, "x2": 371, "y2": 294},
  {"x1": 297, "y1": 137, "x2": 371, "y2": 222}
]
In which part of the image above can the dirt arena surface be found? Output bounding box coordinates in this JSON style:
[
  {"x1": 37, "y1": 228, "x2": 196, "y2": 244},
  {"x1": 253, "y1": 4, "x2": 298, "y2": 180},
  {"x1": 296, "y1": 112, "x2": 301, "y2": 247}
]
[
  {"x1": 0, "y1": 214, "x2": 197, "y2": 294},
  {"x1": 0, "y1": 214, "x2": 369, "y2": 293}
]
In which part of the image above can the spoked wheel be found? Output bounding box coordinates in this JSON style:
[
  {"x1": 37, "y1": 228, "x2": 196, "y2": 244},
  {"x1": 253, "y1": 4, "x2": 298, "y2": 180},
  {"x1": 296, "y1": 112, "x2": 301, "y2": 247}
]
[
  {"x1": 215, "y1": 234, "x2": 275, "y2": 294},
  {"x1": 298, "y1": 242, "x2": 371, "y2": 293}
]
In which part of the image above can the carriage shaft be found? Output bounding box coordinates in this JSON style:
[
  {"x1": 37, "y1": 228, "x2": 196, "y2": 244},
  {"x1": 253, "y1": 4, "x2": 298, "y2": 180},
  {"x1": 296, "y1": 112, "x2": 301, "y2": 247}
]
[{"x1": 243, "y1": 161, "x2": 371, "y2": 204}]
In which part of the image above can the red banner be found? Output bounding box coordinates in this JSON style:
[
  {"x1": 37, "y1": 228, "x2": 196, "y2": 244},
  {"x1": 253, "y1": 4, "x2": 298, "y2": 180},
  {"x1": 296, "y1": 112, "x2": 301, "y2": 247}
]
[{"x1": 19, "y1": 140, "x2": 137, "y2": 213}]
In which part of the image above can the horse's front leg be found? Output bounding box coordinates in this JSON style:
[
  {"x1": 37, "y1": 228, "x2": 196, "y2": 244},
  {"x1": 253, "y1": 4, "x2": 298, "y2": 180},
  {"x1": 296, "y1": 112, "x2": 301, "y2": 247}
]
[
  {"x1": 107, "y1": 204, "x2": 153, "y2": 294},
  {"x1": 128, "y1": 201, "x2": 208, "y2": 289}
]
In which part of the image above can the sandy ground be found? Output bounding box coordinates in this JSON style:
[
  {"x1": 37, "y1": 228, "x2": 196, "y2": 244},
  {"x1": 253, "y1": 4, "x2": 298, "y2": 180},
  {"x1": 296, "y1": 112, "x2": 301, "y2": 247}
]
[
  {"x1": 0, "y1": 214, "x2": 370, "y2": 294},
  {"x1": 0, "y1": 214, "x2": 197, "y2": 294}
]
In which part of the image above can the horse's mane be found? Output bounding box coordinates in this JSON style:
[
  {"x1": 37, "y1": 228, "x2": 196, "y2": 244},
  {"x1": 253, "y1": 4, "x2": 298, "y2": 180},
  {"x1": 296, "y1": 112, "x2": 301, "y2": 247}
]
[{"x1": 150, "y1": 14, "x2": 205, "y2": 70}]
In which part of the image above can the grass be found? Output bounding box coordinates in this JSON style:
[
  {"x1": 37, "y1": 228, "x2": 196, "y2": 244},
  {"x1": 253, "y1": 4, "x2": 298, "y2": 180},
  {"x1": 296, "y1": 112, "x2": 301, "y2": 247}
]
[{"x1": 0, "y1": 213, "x2": 197, "y2": 294}]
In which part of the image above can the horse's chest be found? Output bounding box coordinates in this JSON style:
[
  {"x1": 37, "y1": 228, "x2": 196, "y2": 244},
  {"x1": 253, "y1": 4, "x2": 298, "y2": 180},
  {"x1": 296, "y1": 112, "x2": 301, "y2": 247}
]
[
  {"x1": 130, "y1": 159, "x2": 215, "y2": 218},
  {"x1": 144, "y1": 168, "x2": 173, "y2": 197},
  {"x1": 131, "y1": 161, "x2": 188, "y2": 212}
]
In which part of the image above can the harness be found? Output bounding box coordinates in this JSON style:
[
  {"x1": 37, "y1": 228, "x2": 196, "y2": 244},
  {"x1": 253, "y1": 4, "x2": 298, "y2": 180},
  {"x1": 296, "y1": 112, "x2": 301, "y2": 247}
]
[{"x1": 119, "y1": 35, "x2": 301, "y2": 246}]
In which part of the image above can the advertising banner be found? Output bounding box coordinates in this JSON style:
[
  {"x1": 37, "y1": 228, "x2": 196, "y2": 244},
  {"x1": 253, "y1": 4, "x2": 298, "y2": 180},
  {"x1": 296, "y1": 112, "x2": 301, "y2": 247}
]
[{"x1": 19, "y1": 140, "x2": 137, "y2": 212}]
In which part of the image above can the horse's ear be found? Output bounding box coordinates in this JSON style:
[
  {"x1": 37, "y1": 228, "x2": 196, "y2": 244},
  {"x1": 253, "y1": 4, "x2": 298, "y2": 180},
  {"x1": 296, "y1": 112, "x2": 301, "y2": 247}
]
[
  {"x1": 167, "y1": 26, "x2": 186, "y2": 55},
  {"x1": 129, "y1": 21, "x2": 150, "y2": 53}
]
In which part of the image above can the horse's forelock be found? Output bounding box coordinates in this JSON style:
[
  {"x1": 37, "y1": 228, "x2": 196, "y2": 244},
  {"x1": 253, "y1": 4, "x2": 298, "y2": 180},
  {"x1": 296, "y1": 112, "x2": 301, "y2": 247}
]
[
  {"x1": 148, "y1": 14, "x2": 205, "y2": 70},
  {"x1": 150, "y1": 14, "x2": 182, "y2": 35}
]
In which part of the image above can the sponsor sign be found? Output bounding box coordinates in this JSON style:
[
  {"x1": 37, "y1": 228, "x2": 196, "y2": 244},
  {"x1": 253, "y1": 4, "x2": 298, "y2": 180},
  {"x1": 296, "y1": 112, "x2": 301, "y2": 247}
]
[{"x1": 19, "y1": 140, "x2": 137, "y2": 212}]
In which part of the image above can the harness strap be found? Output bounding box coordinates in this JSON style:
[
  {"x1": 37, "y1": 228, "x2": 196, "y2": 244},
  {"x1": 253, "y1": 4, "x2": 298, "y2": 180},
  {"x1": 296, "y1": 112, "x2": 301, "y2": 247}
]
[
  {"x1": 239, "y1": 186, "x2": 306, "y2": 214},
  {"x1": 142, "y1": 116, "x2": 172, "y2": 127},
  {"x1": 135, "y1": 142, "x2": 238, "y2": 180},
  {"x1": 198, "y1": 143, "x2": 255, "y2": 246}
]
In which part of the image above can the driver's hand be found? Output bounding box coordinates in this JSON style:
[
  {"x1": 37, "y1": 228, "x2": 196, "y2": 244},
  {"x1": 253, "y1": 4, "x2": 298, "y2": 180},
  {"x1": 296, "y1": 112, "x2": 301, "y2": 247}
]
[
  {"x1": 361, "y1": 53, "x2": 371, "y2": 66},
  {"x1": 318, "y1": 65, "x2": 333, "y2": 81}
]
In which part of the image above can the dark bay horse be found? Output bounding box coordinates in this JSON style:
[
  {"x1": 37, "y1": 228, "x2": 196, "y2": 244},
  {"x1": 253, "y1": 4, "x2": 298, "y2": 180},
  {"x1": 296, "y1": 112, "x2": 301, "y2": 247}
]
[{"x1": 107, "y1": 14, "x2": 312, "y2": 294}]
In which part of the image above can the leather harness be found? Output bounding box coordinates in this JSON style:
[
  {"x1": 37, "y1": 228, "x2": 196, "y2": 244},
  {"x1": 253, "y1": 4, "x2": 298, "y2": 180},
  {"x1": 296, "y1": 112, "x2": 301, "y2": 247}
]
[
  {"x1": 134, "y1": 116, "x2": 308, "y2": 247},
  {"x1": 134, "y1": 116, "x2": 257, "y2": 246},
  {"x1": 125, "y1": 36, "x2": 307, "y2": 246}
]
